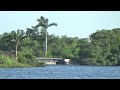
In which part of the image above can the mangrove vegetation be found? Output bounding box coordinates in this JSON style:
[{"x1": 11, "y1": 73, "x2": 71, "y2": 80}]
[{"x1": 0, "y1": 16, "x2": 120, "y2": 67}]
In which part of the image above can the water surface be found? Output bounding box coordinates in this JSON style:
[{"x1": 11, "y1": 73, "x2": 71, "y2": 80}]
[{"x1": 0, "y1": 65, "x2": 120, "y2": 79}]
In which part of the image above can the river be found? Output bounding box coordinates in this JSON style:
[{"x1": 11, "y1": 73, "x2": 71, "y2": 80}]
[{"x1": 0, "y1": 65, "x2": 120, "y2": 79}]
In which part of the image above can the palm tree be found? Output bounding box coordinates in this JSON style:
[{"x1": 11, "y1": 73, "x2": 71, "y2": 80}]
[
  {"x1": 35, "y1": 16, "x2": 57, "y2": 57},
  {"x1": 11, "y1": 29, "x2": 26, "y2": 61}
]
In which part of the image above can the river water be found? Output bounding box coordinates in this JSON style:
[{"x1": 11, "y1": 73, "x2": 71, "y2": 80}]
[{"x1": 0, "y1": 65, "x2": 120, "y2": 79}]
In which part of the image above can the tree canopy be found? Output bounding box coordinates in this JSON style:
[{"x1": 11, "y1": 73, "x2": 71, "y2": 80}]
[{"x1": 0, "y1": 16, "x2": 120, "y2": 66}]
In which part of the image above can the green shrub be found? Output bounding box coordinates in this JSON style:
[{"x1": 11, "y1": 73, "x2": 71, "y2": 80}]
[{"x1": 0, "y1": 54, "x2": 31, "y2": 68}]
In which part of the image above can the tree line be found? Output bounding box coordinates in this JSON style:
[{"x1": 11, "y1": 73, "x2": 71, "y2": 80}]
[{"x1": 0, "y1": 16, "x2": 120, "y2": 67}]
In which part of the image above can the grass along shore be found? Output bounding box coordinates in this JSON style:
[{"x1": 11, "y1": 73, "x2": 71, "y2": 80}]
[{"x1": 0, "y1": 54, "x2": 45, "y2": 68}]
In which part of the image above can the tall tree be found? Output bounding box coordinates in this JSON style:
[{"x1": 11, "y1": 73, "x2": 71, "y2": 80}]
[
  {"x1": 35, "y1": 16, "x2": 57, "y2": 57},
  {"x1": 11, "y1": 29, "x2": 26, "y2": 61}
]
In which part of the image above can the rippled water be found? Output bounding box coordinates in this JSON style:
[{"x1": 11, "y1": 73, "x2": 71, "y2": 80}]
[{"x1": 0, "y1": 65, "x2": 120, "y2": 79}]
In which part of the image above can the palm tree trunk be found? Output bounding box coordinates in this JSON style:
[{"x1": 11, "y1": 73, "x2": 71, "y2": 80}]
[
  {"x1": 44, "y1": 29, "x2": 47, "y2": 57},
  {"x1": 15, "y1": 43, "x2": 18, "y2": 61}
]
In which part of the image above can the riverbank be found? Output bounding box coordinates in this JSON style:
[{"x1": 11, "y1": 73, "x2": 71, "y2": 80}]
[
  {"x1": 0, "y1": 54, "x2": 45, "y2": 68},
  {"x1": 0, "y1": 61, "x2": 46, "y2": 68}
]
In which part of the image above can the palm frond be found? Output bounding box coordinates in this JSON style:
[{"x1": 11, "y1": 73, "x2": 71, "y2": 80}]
[
  {"x1": 46, "y1": 18, "x2": 48, "y2": 23},
  {"x1": 41, "y1": 16, "x2": 46, "y2": 22},
  {"x1": 48, "y1": 23, "x2": 57, "y2": 27},
  {"x1": 36, "y1": 16, "x2": 57, "y2": 29}
]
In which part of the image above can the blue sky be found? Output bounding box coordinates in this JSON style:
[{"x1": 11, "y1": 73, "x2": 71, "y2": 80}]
[{"x1": 0, "y1": 11, "x2": 120, "y2": 38}]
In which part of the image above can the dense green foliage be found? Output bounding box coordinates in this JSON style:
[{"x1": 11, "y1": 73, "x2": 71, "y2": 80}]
[
  {"x1": 0, "y1": 53, "x2": 31, "y2": 68},
  {"x1": 79, "y1": 28, "x2": 120, "y2": 65},
  {"x1": 0, "y1": 16, "x2": 120, "y2": 67}
]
